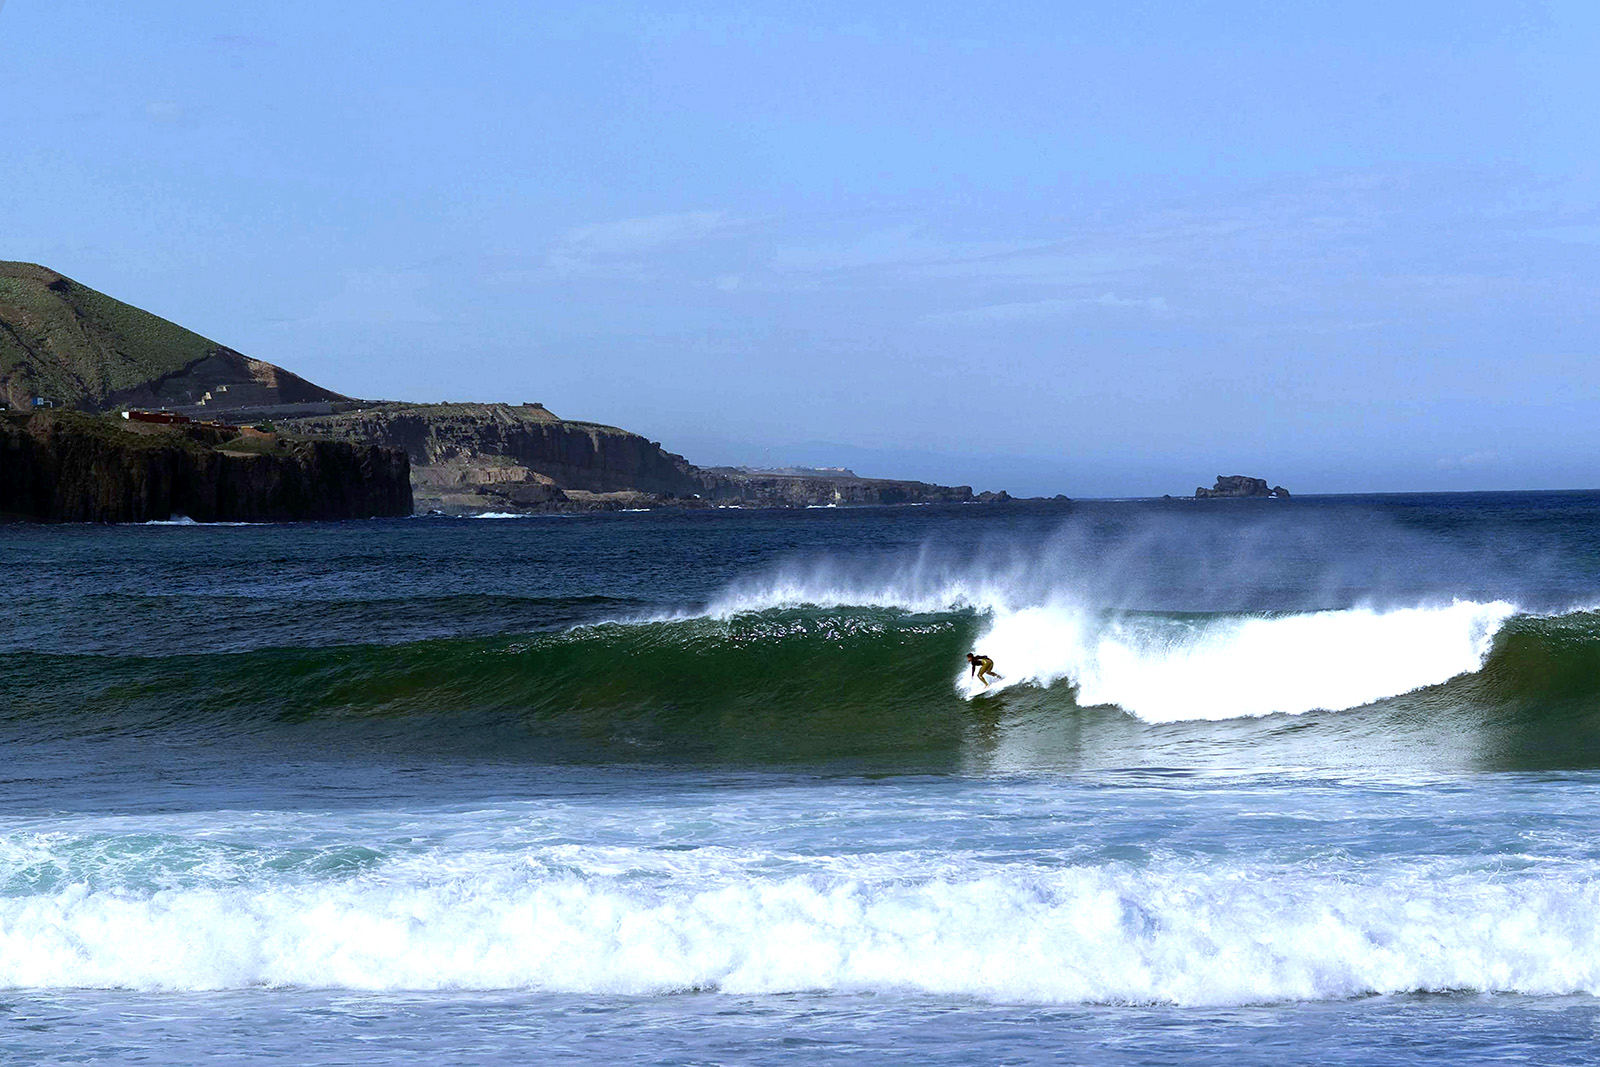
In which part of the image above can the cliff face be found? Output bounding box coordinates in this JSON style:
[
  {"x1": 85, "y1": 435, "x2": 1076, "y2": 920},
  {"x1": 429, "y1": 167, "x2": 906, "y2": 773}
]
[
  {"x1": 279, "y1": 403, "x2": 703, "y2": 509},
  {"x1": 0, "y1": 261, "x2": 348, "y2": 413},
  {"x1": 277, "y1": 404, "x2": 1002, "y2": 514},
  {"x1": 695, "y1": 468, "x2": 977, "y2": 507},
  {"x1": 0, "y1": 412, "x2": 411, "y2": 523}
]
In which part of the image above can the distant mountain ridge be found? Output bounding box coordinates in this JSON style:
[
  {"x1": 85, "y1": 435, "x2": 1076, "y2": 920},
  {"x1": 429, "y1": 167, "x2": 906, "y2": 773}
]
[{"x1": 0, "y1": 261, "x2": 346, "y2": 413}]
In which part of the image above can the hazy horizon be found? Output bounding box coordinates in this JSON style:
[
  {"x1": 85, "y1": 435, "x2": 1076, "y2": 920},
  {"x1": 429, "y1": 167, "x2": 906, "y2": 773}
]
[{"x1": 5, "y1": 1, "x2": 1599, "y2": 496}]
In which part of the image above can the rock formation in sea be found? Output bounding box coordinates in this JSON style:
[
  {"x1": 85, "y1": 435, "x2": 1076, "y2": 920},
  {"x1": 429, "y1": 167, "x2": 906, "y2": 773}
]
[
  {"x1": 1193, "y1": 475, "x2": 1291, "y2": 499},
  {"x1": 0, "y1": 411, "x2": 411, "y2": 523}
]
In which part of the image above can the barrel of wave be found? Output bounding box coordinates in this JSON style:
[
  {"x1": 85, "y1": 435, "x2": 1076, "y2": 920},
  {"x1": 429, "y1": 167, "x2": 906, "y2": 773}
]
[{"x1": 954, "y1": 600, "x2": 1519, "y2": 721}]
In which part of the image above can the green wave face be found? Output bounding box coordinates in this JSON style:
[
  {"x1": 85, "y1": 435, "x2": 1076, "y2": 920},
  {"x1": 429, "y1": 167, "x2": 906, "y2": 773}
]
[
  {"x1": 1439, "y1": 611, "x2": 1600, "y2": 770},
  {"x1": 4, "y1": 609, "x2": 983, "y2": 767},
  {"x1": 12, "y1": 606, "x2": 1600, "y2": 773}
]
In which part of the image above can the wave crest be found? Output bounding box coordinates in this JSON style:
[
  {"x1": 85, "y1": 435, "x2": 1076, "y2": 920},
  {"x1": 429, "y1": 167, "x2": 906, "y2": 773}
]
[{"x1": 962, "y1": 600, "x2": 1519, "y2": 721}]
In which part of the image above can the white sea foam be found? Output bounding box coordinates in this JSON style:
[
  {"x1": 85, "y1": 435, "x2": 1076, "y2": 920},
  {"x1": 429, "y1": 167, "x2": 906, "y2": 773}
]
[
  {"x1": 468, "y1": 512, "x2": 584, "y2": 520},
  {"x1": 135, "y1": 511, "x2": 262, "y2": 524},
  {"x1": 2, "y1": 846, "x2": 1598, "y2": 1003},
  {"x1": 958, "y1": 600, "x2": 1518, "y2": 719}
]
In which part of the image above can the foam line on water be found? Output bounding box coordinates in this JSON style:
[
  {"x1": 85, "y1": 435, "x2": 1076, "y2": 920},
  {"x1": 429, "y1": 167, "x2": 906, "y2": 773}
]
[{"x1": 2, "y1": 850, "x2": 1598, "y2": 1004}]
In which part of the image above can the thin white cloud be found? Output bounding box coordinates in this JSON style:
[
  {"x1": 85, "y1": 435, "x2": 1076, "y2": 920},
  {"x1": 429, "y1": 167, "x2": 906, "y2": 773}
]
[
  {"x1": 922, "y1": 293, "x2": 1169, "y2": 326},
  {"x1": 212, "y1": 34, "x2": 276, "y2": 49},
  {"x1": 548, "y1": 210, "x2": 736, "y2": 278},
  {"x1": 300, "y1": 269, "x2": 444, "y2": 325},
  {"x1": 770, "y1": 226, "x2": 1032, "y2": 274},
  {"x1": 1435, "y1": 450, "x2": 1500, "y2": 470},
  {"x1": 906, "y1": 247, "x2": 1164, "y2": 285},
  {"x1": 1529, "y1": 223, "x2": 1600, "y2": 245},
  {"x1": 144, "y1": 100, "x2": 196, "y2": 126}
]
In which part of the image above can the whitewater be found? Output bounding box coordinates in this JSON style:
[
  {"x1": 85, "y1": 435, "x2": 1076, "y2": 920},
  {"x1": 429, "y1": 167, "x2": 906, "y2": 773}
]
[
  {"x1": 7, "y1": 496, "x2": 1600, "y2": 1064},
  {"x1": 5, "y1": 778, "x2": 1600, "y2": 1007}
]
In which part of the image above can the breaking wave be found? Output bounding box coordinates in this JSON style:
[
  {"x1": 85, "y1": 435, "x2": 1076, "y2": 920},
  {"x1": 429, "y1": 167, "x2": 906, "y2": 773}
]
[
  {"x1": 702, "y1": 568, "x2": 1529, "y2": 719},
  {"x1": 10, "y1": 589, "x2": 1600, "y2": 769},
  {"x1": 3, "y1": 836, "x2": 1600, "y2": 1003}
]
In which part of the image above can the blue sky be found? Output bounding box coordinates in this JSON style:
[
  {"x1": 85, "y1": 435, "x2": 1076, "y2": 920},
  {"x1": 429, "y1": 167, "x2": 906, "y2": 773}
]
[{"x1": 4, "y1": 1, "x2": 1599, "y2": 495}]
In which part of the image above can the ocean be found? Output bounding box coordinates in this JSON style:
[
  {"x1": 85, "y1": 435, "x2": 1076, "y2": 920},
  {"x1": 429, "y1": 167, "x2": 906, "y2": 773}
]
[{"x1": 4, "y1": 495, "x2": 1600, "y2": 1064}]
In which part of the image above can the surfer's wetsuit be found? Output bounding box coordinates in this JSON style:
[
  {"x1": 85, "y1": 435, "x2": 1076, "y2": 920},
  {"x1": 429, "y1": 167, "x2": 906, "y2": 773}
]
[{"x1": 968, "y1": 654, "x2": 998, "y2": 687}]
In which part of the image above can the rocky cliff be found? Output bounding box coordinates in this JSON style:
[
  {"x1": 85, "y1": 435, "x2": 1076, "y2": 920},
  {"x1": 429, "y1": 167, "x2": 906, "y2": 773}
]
[
  {"x1": 0, "y1": 261, "x2": 348, "y2": 413},
  {"x1": 275, "y1": 403, "x2": 1010, "y2": 514},
  {"x1": 0, "y1": 412, "x2": 411, "y2": 523},
  {"x1": 695, "y1": 467, "x2": 983, "y2": 507},
  {"x1": 279, "y1": 402, "x2": 704, "y2": 512}
]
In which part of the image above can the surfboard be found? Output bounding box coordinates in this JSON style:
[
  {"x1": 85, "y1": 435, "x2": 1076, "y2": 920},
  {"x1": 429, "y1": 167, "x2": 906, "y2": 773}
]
[{"x1": 959, "y1": 674, "x2": 1005, "y2": 699}]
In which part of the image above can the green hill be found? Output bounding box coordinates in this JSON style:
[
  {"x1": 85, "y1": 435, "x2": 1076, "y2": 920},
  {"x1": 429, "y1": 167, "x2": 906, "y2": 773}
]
[{"x1": 0, "y1": 261, "x2": 346, "y2": 412}]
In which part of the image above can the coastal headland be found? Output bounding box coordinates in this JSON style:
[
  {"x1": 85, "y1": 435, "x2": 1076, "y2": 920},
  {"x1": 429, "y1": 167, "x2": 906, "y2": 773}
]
[
  {"x1": 274, "y1": 402, "x2": 1018, "y2": 514},
  {"x1": 0, "y1": 262, "x2": 1043, "y2": 518},
  {"x1": 0, "y1": 410, "x2": 411, "y2": 523}
]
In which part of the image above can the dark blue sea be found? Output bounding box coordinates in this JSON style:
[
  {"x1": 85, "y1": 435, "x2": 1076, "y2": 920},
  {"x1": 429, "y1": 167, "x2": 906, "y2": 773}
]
[{"x1": 5, "y1": 495, "x2": 1600, "y2": 1064}]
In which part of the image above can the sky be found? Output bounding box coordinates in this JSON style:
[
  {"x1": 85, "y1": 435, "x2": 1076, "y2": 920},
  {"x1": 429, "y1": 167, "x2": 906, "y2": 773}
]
[{"x1": 3, "y1": 1, "x2": 1599, "y2": 496}]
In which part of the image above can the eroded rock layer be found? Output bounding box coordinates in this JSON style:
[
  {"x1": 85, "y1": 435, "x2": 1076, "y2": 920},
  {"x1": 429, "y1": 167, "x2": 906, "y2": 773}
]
[
  {"x1": 280, "y1": 402, "x2": 701, "y2": 508},
  {"x1": 0, "y1": 412, "x2": 411, "y2": 523}
]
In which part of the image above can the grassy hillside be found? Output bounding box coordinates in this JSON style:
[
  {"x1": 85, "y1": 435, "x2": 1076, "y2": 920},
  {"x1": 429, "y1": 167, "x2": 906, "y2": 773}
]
[{"x1": 0, "y1": 262, "x2": 345, "y2": 411}]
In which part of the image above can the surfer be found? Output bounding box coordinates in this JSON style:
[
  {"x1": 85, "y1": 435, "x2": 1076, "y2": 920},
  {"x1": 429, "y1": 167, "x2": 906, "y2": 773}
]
[{"x1": 967, "y1": 652, "x2": 999, "y2": 687}]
